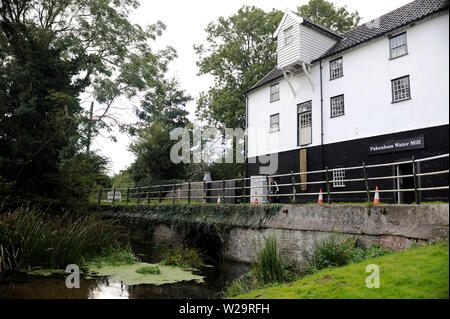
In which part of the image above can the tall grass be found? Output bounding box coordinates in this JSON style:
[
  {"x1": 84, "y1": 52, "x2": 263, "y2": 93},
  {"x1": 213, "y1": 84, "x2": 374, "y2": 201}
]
[
  {"x1": 0, "y1": 207, "x2": 128, "y2": 273},
  {"x1": 222, "y1": 235, "x2": 294, "y2": 297},
  {"x1": 301, "y1": 234, "x2": 358, "y2": 272},
  {"x1": 252, "y1": 235, "x2": 291, "y2": 284}
]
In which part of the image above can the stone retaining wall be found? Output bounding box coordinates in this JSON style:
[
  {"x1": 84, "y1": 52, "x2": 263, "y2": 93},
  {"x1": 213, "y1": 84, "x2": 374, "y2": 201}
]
[{"x1": 95, "y1": 204, "x2": 449, "y2": 263}]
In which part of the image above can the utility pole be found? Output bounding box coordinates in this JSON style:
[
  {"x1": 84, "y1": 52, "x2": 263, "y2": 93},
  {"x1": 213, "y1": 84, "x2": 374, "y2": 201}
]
[{"x1": 86, "y1": 101, "x2": 94, "y2": 153}]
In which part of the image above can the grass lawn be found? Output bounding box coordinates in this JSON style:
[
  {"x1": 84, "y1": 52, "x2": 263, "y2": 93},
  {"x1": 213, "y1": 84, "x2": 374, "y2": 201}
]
[{"x1": 232, "y1": 241, "x2": 449, "y2": 299}]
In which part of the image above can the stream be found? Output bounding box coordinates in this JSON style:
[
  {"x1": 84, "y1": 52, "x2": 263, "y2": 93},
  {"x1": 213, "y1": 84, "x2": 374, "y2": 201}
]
[{"x1": 0, "y1": 243, "x2": 250, "y2": 299}]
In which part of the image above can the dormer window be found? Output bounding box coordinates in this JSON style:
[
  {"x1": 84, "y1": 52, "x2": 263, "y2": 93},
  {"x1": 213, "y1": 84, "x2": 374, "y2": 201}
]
[
  {"x1": 270, "y1": 83, "x2": 279, "y2": 102},
  {"x1": 330, "y1": 57, "x2": 343, "y2": 80},
  {"x1": 284, "y1": 26, "x2": 293, "y2": 46},
  {"x1": 390, "y1": 32, "x2": 408, "y2": 59}
]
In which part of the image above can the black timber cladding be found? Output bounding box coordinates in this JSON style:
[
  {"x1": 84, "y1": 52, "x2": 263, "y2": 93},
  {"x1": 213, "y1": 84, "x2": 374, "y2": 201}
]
[{"x1": 246, "y1": 125, "x2": 449, "y2": 203}]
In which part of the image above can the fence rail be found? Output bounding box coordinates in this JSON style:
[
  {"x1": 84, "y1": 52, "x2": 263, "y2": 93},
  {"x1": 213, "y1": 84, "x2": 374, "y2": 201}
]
[{"x1": 90, "y1": 153, "x2": 449, "y2": 205}]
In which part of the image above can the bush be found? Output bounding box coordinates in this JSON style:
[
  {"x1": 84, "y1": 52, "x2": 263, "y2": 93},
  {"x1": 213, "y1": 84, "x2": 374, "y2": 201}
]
[
  {"x1": 302, "y1": 234, "x2": 358, "y2": 271},
  {"x1": 158, "y1": 245, "x2": 205, "y2": 269},
  {"x1": 364, "y1": 244, "x2": 389, "y2": 259},
  {"x1": 0, "y1": 207, "x2": 128, "y2": 273},
  {"x1": 136, "y1": 266, "x2": 161, "y2": 275}
]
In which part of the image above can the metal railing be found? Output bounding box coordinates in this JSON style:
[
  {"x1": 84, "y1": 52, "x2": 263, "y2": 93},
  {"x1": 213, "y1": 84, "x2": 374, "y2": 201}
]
[{"x1": 91, "y1": 153, "x2": 449, "y2": 205}]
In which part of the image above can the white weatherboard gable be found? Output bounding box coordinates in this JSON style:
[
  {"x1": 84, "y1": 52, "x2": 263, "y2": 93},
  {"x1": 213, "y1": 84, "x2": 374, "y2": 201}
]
[
  {"x1": 275, "y1": 10, "x2": 339, "y2": 70},
  {"x1": 276, "y1": 12, "x2": 302, "y2": 70},
  {"x1": 273, "y1": 9, "x2": 303, "y2": 38}
]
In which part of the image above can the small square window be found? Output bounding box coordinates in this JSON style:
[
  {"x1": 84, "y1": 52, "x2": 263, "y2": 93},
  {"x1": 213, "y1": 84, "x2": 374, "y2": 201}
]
[
  {"x1": 390, "y1": 32, "x2": 408, "y2": 59},
  {"x1": 330, "y1": 57, "x2": 343, "y2": 80},
  {"x1": 270, "y1": 113, "x2": 279, "y2": 132},
  {"x1": 391, "y1": 76, "x2": 411, "y2": 102},
  {"x1": 333, "y1": 169, "x2": 345, "y2": 187},
  {"x1": 330, "y1": 95, "x2": 344, "y2": 117},
  {"x1": 284, "y1": 27, "x2": 293, "y2": 46},
  {"x1": 270, "y1": 83, "x2": 279, "y2": 102}
]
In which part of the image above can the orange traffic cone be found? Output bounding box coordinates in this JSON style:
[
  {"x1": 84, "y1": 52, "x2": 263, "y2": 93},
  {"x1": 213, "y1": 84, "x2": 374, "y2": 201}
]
[
  {"x1": 318, "y1": 189, "x2": 324, "y2": 204},
  {"x1": 217, "y1": 194, "x2": 221, "y2": 204},
  {"x1": 373, "y1": 186, "x2": 380, "y2": 204}
]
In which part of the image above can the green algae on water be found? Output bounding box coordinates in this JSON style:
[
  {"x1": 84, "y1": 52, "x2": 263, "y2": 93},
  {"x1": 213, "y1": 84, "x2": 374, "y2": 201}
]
[
  {"x1": 85, "y1": 262, "x2": 204, "y2": 286},
  {"x1": 24, "y1": 268, "x2": 68, "y2": 277}
]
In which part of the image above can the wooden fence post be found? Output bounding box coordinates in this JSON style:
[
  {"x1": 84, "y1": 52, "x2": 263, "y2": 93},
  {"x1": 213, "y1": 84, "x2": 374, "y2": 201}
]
[
  {"x1": 187, "y1": 182, "x2": 191, "y2": 204},
  {"x1": 97, "y1": 188, "x2": 103, "y2": 205},
  {"x1": 222, "y1": 180, "x2": 225, "y2": 204},
  {"x1": 172, "y1": 184, "x2": 176, "y2": 203},
  {"x1": 112, "y1": 188, "x2": 116, "y2": 205},
  {"x1": 362, "y1": 163, "x2": 370, "y2": 202},
  {"x1": 325, "y1": 167, "x2": 331, "y2": 204},
  {"x1": 241, "y1": 177, "x2": 245, "y2": 204},
  {"x1": 137, "y1": 186, "x2": 141, "y2": 204},
  {"x1": 158, "y1": 185, "x2": 162, "y2": 203},
  {"x1": 202, "y1": 180, "x2": 206, "y2": 203},
  {"x1": 291, "y1": 171, "x2": 296, "y2": 204},
  {"x1": 126, "y1": 187, "x2": 130, "y2": 205},
  {"x1": 412, "y1": 156, "x2": 420, "y2": 204},
  {"x1": 266, "y1": 175, "x2": 270, "y2": 204},
  {"x1": 147, "y1": 186, "x2": 151, "y2": 205}
]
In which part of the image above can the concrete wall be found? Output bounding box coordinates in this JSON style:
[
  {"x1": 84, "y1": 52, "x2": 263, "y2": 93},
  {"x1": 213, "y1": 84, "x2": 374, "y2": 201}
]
[
  {"x1": 223, "y1": 204, "x2": 449, "y2": 262},
  {"x1": 103, "y1": 203, "x2": 449, "y2": 263}
]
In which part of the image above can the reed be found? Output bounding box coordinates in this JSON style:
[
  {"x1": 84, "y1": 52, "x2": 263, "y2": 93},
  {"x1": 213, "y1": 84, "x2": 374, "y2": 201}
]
[
  {"x1": 0, "y1": 207, "x2": 128, "y2": 273},
  {"x1": 252, "y1": 235, "x2": 290, "y2": 284}
]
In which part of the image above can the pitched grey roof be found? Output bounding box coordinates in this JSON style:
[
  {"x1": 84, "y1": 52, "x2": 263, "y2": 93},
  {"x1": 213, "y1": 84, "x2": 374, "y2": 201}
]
[
  {"x1": 246, "y1": 0, "x2": 449, "y2": 94},
  {"x1": 316, "y1": 0, "x2": 449, "y2": 61},
  {"x1": 295, "y1": 13, "x2": 343, "y2": 40},
  {"x1": 246, "y1": 68, "x2": 284, "y2": 94}
]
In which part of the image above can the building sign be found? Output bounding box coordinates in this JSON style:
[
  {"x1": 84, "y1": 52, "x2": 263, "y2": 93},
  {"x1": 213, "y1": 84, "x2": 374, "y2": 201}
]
[{"x1": 369, "y1": 135, "x2": 425, "y2": 155}]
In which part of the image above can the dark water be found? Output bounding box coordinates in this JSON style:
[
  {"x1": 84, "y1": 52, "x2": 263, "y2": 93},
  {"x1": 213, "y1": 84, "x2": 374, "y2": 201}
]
[{"x1": 0, "y1": 245, "x2": 250, "y2": 299}]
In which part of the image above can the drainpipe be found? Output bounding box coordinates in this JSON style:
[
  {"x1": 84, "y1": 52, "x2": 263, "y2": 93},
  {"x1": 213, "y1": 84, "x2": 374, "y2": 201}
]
[
  {"x1": 244, "y1": 94, "x2": 248, "y2": 179},
  {"x1": 320, "y1": 60, "x2": 324, "y2": 168}
]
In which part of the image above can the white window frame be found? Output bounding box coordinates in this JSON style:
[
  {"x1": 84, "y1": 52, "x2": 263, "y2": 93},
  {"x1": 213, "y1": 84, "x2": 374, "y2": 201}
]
[
  {"x1": 284, "y1": 26, "x2": 293, "y2": 46},
  {"x1": 333, "y1": 169, "x2": 345, "y2": 187},
  {"x1": 270, "y1": 113, "x2": 280, "y2": 133},
  {"x1": 391, "y1": 75, "x2": 411, "y2": 103},
  {"x1": 330, "y1": 94, "x2": 345, "y2": 118},
  {"x1": 389, "y1": 32, "x2": 408, "y2": 59},
  {"x1": 270, "y1": 83, "x2": 279, "y2": 102},
  {"x1": 298, "y1": 101, "x2": 312, "y2": 146},
  {"x1": 330, "y1": 57, "x2": 343, "y2": 80}
]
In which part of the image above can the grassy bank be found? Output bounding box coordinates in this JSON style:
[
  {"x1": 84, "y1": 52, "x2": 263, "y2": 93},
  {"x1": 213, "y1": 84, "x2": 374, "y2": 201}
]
[{"x1": 232, "y1": 241, "x2": 449, "y2": 299}]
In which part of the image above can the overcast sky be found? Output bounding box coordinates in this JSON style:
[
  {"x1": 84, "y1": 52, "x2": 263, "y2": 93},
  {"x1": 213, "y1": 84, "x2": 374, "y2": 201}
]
[{"x1": 91, "y1": 0, "x2": 412, "y2": 175}]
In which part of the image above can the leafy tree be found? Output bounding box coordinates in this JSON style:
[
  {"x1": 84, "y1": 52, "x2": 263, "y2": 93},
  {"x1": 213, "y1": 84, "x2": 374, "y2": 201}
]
[
  {"x1": 59, "y1": 152, "x2": 112, "y2": 204},
  {"x1": 111, "y1": 170, "x2": 134, "y2": 189},
  {"x1": 298, "y1": 0, "x2": 361, "y2": 33},
  {"x1": 194, "y1": 6, "x2": 283, "y2": 129},
  {"x1": 0, "y1": 0, "x2": 172, "y2": 205},
  {"x1": 128, "y1": 79, "x2": 192, "y2": 185}
]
